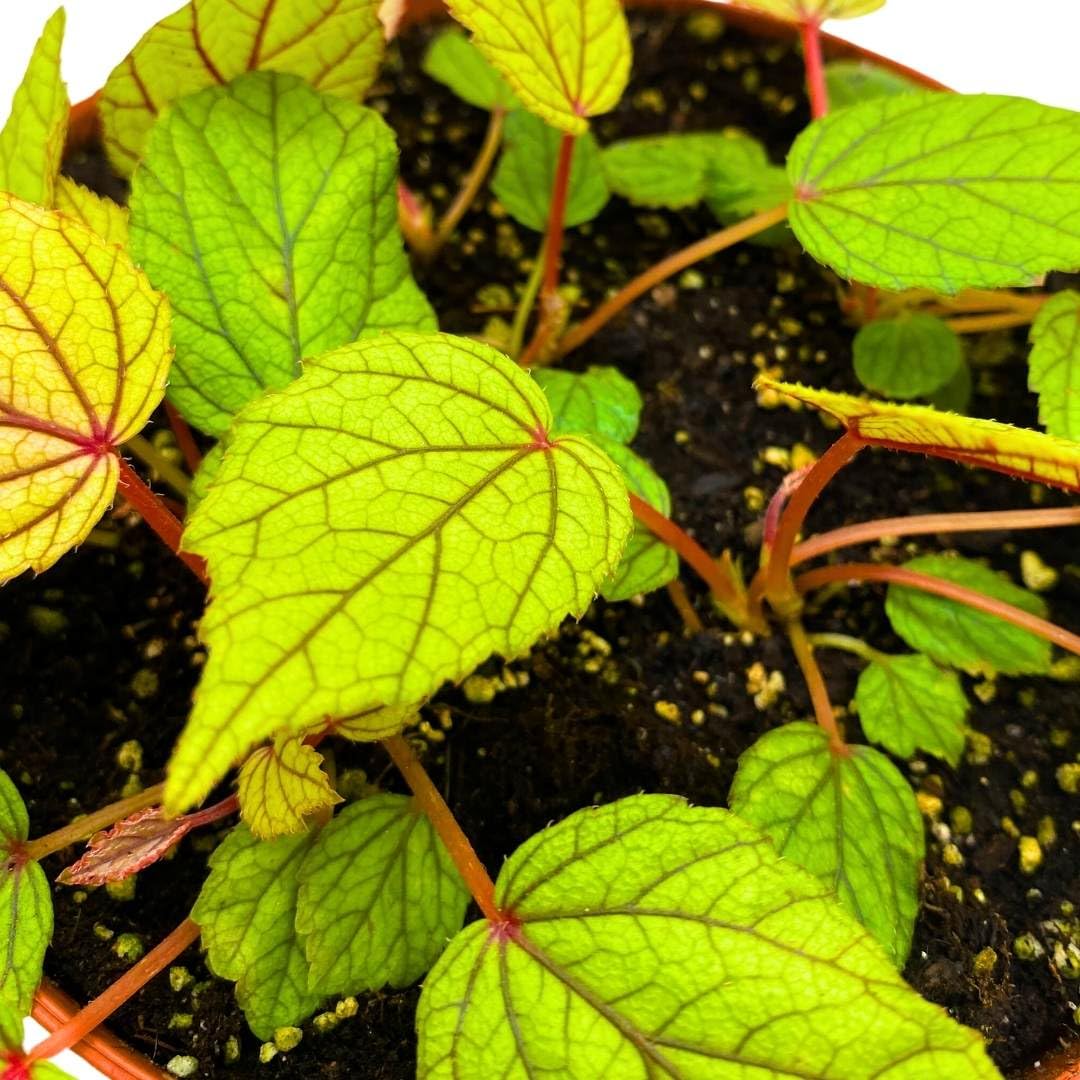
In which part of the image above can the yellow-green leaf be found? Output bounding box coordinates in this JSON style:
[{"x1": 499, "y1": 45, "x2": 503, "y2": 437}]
[
  {"x1": 0, "y1": 9, "x2": 67, "y2": 206},
  {"x1": 733, "y1": 0, "x2": 885, "y2": 19},
  {"x1": 237, "y1": 737, "x2": 342, "y2": 840},
  {"x1": 788, "y1": 93, "x2": 1080, "y2": 293},
  {"x1": 444, "y1": 0, "x2": 631, "y2": 134},
  {"x1": 757, "y1": 376, "x2": 1080, "y2": 493},
  {"x1": 54, "y1": 177, "x2": 129, "y2": 247},
  {"x1": 1029, "y1": 290, "x2": 1080, "y2": 441},
  {"x1": 0, "y1": 194, "x2": 172, "y2": 582},
  {"x1": 167, "y1": 332, "x2": 631, "y2": 813},
  {"x1": 100, "y1": 0, "x2": 386, "y2": 175}
]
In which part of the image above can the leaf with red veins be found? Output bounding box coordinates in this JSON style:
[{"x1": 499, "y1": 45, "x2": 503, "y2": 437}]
[{"x1": 0, "y1": 194, "x2": 172, "y2": 582}]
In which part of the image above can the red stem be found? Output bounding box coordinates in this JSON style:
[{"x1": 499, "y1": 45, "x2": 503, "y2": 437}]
[
  {"x1": 116, "y1": 457, "x2": 208, "y2": 585},
  {"x1": 26, "y1": 919, "x2": 201, "y2": 1064},
  {"x1": 800, "y1": 18, "x2": 829, "y2": 119},
  {"x1": 164, "y1": 402, "x2": 202, "y2": 473},
  {"x1": 795, "y1": 562, "x2": 1080, "y2": 658},
  {"x1": 542, "y1": 134, "x2": 576, "y2": 297}
]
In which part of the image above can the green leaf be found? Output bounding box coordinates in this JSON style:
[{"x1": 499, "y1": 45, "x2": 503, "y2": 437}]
[
  {"x1": 31, "y1": 1065, "x2": 77, "y2": 1080},
  {"x1": 533, "y1": 365, "x2": 641, "y2": 443},
  {"x1": 885, "y1": 553, "x2": 1051, "y2": 677},
  {"x1": 855, "y1": 654, "x2": 970, "y2": 765},
  {"x1": 730, "y1": 723, "x2": 923, "y2": 966},
  {"x1": 824, "y1": 61, "x2": 921, "y2": 110},
  {"x1": 1029, "y1": 290, "x2": 1080, "y2": 440},
  {"x1": 418, "y1": 794, "x2": 998, "y2": 1079},
  {"x1": 100, "y1": 0, "x2": 385, "y2": 175},
  {"x1": 444, "y1": 0, "x2": 630, "y2": 134},
  {"x1": 593, "y1": 436, "x2": 677, "y2": 601},
  {"x1": 187, "y1": 441, "x2": 225, "y2": 517},
  {"x1": 788, "y1": 93, "x2": 1080, "y2": 293},
  {"x1": 421, "y1": 29, "x2": 519, "y2": 112},
  {"x1": 735, "y1": 0, "x2": 885, "y2": 18},
  {"x1": 928, "y1": 355, "x2": 973, "y2": 414},
  {"x1": 296, "y1": 794, "x2": 469, "y2": 996},
  {"x1": 0, "y1": 999, "x2": 20, "y2": 1050},
  {"x1": 130, "y1": 71, "x2": 433, "y2": 437},
  {"x1": 853, "y1": 314, "x2": 964, "y2": 399},
  {"x1": 0, "y1": 195, "x2": 172, "y2": 584},
  {"x1": 0, "y1": 770, "x2": 51, "y2": 1015},
  {"x1": 491, "y1": 112, "x2": 608, "y2": 233},
  {"x1": 192, "y1": 825, "x2": 320, "y2": 1039},
  {"x1": 0, "y1": 9, "x2": 67, "y2": 206},
  {"x1": 168, "y1": 332, "x2": 631, "y2": 812},
  {"x1": 54, "y1": 178, "x2": 129, "y2": 247}
]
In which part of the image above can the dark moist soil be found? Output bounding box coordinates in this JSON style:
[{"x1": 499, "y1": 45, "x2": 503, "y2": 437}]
[{"x1": 3, "y1": 10, "x2": 1079, "y2": 1079}]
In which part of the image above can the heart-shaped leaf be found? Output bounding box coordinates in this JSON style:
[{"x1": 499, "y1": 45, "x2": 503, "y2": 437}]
[
  {"x1": 238, "y1": 737, "x2": 342, "y2": 841},
  {"x1": 168, "y1": 332, "x2": 631, "y2": 812},
  {"x1": 532, "y1": 366, "x2": 641, "y2": 444},
  {"x1": 296, "y1": 794, "x2": 469, "y2": 995},
  {"x1": 54, "y1": 179, "x2": 128, "y2": 247},
  {"x1": 0, "y1": 9, "x2": 67, "y2": 206},
  {"x1": 886, "y1": 554, "x2": 1051, "y2": 677},
  {"x1": 757, "y1": 376, "x2": 1080, "y2": 492},
  {"x1": 824, "y1": 60, "x2": 922, "y2": 110},
  {"x1": 421, "y1": 29, "x2": 520, "y2": 112},
  {"x1": 853, "y1": 314, "x2": 964, "y2": 400},
  {"x1": 788, "y1": 93, "x2": 1080, "y2": 292},
  {"x1": 100, "y1": 0, "x2": 385, "y2": 175},
  {"x1": 730, "y1": 723, "x2": 923, "y2": 966},
  {"x1": 855, "y1": 653, "x2": 970, "y2": 765},
  {"x1": 445, "y1": 0, "x2": 631, "y2": 134},
  {"x1": 1029, "y1": 290, "x2": 1080, "y2": 441},
  {"x1": 418, "y1": 794, "x2": 997, "y2": 1079},
  {"x1": 0, "y1": 770, "x2": 51, "y2": 1016},
  {"x1": 192, "y1": 824, "x2": 320, "y2": 1040},
  {"x1": 130, "y1": 71, "x2": 433, "y2": 436},
  {"x1": 0, "y1": 194, "x2": 171, "y2": 582},
  {"x1": 491, "y1": 112, "x2": 609, "y2": 233}
]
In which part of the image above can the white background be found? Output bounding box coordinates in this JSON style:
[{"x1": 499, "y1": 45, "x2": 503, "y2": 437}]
[{"x1": 3, "y1": 0, "x2": 1079, "y2": 1076}]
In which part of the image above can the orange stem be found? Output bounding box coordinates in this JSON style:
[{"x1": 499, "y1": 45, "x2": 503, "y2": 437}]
[
  {"x1": 26, "y1": 919, "x2": 200, "y2": 1064},
  {"x1": 787, "y1": 619, "x2": 847, "y2": 753},
  {"x1": 433, "y1": 108, "x2": 506, "y2": 254},
  {"x1": 795, "y1": 562, "x2": 1080, "y2": 658},
  {"x1": 666, "y1": 579, "x2": 704, "y2": 633},
  {"x1": 382, "y1": 734, "x2": 502, "y2": 924},
  {"x1": 556, "y1": 204, "x2": 789, "y2": 359},
  {"x1": 800, "y1": 18, "x2": 829, "y2": 119},
  {"x1": 164, "y1": 402, "x2": 202, "y2": 474},
  {"x1": 945, "y1": 310, "x2": 1037, "y2": 334},
  {"x1": 791, "y1": 506, "x2": 1080, "y2": 568}
]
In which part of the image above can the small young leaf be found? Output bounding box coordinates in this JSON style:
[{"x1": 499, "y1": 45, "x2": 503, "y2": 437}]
[
  {"x1": 0, "y1": 770, "x2": 51, "y2": 1016},
  {"x1": 825, "y1": 60, "x2": 921, "y2": 109},
  {"x1": 238, "y1": 738, "x2": 342, "y2": 841},
  {"x1": 296, "y1": 794, "x2": 469, "y2": 996},
  {"x1": 491, "y1": 112, "x2": 609, "y2": 233},
  {"x1": 0, "y1": 195, "x2": 172, "y2": 582},
  {"x1": 421, "y1": 29, "x2": 519, "y2": 112},
  {"x1": 730, "y1": 723, "x2": 923, "y2": 966},
  {"x1": 855, "y1": 654, "x2": 970, "y2": 765},
  {"x1": 788, "y1": 93, "x2": 1080, "y2": 292},
  {"x1": 192, "y1": 825, "x2": 320, "y2": 1040},
  {"x1": 733, "y1": 0, "x2": 885, "y2": 19},
  {"x1": 757, "y1": 376, "x2": 1080, "y2": 493},
  {"x1": 853, "y1": 314, "x2": 964, "y2": 400},
  {"x1": 58, "y1": 807, "x2": 204, "y2": 886},
  {"x1": 444, "y1": 0, "x2": 630, "y2": 134},
  {"x1": 1029, "y1": 290, "x2": 1080, "y2": 440},
  {"x1": 54, "y1": 178, "x2": 129, "y2": 248},
  {"x1": 886, "y1": 553, "x2": 1051, "y2": 677},
  {"x1": 130, "y1": 71, "x2": 433, "y2": 436},
  {"x1": 168, "y1": 332, "x2": 631, "y2": 813},
  {"x1": 533, "y1": 366, "x2": 641, "y2": 444},
  {"x1": 418, "y1": 794, "x2": 998, "y2": 1079},
  {"x1": 0, "y1": 9, "x2": 67, "y2": 206},
  {"x1": 100, "y1": 0, "x2": 385, "y2": 174},
  {"x1": 592, "y1": 436, "x2": 678, "y2": 601}
]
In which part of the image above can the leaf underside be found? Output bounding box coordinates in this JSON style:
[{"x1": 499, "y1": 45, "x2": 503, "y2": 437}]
[
  {"x1": 130, "y1": 71, "x2": 434, "y2": 437},
  {"x1": 99, "y1": 0, "x2": 385, "y2": 175},
  {"x1": 886, "y1": 553, "x2": 1051, "y2": 677},
  {"x1": 730, "y1": 724, "x2": 923, "y2": 966},
  {"x1": 444, "y1": 0, "x2": 631, "y2": 134},
  {"x1": 1028, "y1": 289, "x2": 1080, "y2": 441},
  {"x1": 168, "y1": 332, "x2": 630, "y2": 812},
  {"x1": 418, "y1": 794, "x2": 998, "y2": 1079},
  {"x1": 295, "y1": 794, "x2": 469, "y2": 996},
  {"x1": 788, "y1": 93, "x2": 1080, "y2": 292},
  {"x1": 0, "y1": 194, "x2": 171, "y2": 582},
  {"x1": 852, "y1": 313, "x2": 964, "y2": 400},
  {"x1": 758, "y1": 376, "x2": 1080, "y2": 493}
]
